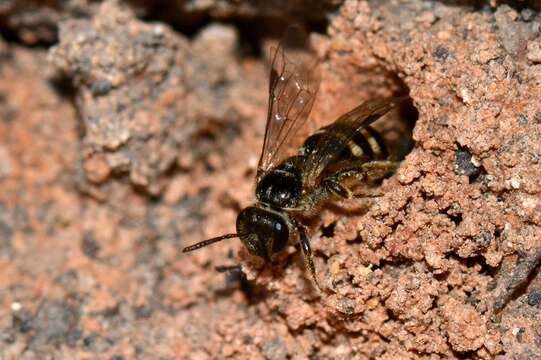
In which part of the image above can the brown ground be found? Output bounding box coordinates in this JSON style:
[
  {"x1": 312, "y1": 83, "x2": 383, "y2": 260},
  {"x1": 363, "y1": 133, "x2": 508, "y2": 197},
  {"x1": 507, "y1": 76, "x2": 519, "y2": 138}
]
[{"x1": 1, "y1": 0, "x2": 541, "y2": 359}]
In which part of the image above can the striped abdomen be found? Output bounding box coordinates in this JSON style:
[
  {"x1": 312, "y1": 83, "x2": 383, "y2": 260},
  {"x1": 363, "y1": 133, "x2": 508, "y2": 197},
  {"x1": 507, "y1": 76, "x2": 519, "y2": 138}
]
[{"x1": 300, "y1": 123, "x2": 388, "y2": 163}]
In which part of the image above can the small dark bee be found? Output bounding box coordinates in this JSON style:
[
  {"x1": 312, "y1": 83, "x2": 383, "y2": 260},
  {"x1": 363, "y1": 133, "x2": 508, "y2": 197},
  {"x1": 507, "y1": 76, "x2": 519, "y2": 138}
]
[{"x1": 183, "y1": 26, "x2": 406, "y2": 290}]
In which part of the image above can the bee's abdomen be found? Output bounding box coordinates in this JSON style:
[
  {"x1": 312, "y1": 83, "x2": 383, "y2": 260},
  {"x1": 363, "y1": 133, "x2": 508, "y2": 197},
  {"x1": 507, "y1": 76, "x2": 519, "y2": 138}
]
[
  {"x1": 357, "y1": 127, "x2": 388, "y2": 159},
  {"x1": 300, "y1": 124, "x2": 388, "y2": 162}
]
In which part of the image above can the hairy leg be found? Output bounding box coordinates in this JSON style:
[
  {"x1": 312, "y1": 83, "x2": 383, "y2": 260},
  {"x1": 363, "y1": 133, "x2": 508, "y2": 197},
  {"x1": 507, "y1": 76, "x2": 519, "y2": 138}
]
[
  {"x1": 298, "y1": 225, "x2": 322, "y2": 292},
  {"x1": 323, "y1": 160, "x2": 399, "y2": 199}
]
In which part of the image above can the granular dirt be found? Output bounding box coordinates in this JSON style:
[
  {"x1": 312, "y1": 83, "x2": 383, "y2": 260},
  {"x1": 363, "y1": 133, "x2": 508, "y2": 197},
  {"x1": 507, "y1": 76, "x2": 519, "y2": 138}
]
[{"x1": 1, "y1": 0, "x2": 540, "y2": 358}]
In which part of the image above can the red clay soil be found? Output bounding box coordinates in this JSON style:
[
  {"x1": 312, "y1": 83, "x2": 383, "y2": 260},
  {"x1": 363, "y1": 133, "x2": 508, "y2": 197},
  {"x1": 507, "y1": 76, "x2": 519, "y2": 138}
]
[{"x1": 1, "y1": 0, "x2": 541, "y2": 359}]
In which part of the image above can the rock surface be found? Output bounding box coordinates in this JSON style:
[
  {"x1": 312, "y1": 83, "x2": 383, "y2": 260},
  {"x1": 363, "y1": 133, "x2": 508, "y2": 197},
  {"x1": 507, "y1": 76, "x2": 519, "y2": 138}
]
[{"x1": 1, "y1": 0, "x2": 540, "y2": 358}]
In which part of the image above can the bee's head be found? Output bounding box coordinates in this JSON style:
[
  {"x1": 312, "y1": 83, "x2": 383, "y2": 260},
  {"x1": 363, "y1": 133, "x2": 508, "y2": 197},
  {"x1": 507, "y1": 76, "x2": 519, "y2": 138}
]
[
  {"x1": 236, "y1": 205, "x2": 291, "y2": 260},
  {"x1": 181, "y1": 206, "x2": 292, "y2": 261}
]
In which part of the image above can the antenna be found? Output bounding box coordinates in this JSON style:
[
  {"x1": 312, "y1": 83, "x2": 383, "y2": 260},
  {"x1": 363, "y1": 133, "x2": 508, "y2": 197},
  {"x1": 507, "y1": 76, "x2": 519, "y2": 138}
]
[{"x1": 182, "y1": 233, "x2": 238, "y2": 253}]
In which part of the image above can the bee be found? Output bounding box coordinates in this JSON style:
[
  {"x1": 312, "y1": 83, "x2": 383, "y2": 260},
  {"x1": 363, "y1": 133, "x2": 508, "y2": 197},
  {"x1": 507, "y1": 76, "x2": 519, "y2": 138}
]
[{"x1": 183, "y1": 26, "x2": 406, "y2": 290}]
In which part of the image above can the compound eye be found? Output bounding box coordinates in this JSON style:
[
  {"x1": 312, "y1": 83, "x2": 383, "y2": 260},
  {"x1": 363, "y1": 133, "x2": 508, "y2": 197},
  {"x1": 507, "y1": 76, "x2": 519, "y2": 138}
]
[{"x1": 270, "y1": 217, "x2": 289, "y2": 254}]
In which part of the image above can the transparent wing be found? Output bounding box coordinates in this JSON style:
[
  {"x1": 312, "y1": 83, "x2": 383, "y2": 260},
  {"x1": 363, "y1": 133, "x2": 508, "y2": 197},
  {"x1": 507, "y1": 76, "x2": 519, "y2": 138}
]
[
  {"x1": 302, "y1": 97, "x2": 406, "y2": 186},
  {"x1": 256, "y1": 25, "x2": 320, "y2": 181}
]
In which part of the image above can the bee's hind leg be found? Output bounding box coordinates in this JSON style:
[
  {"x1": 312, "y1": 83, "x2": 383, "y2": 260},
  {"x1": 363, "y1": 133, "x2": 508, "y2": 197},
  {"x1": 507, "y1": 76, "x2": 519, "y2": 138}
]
[
  {"x1": 323, "y1": 160, "x2": 399, "y2": 199},
  {"x1": 358, "y1": 160, "x2": 400, "y2": 181},
  {"x1": 323, "y1": 178, "x2": 384, "y2": 200},
  {"x1": 352, "y1": 189, "x2": 385, "y2": 199}
]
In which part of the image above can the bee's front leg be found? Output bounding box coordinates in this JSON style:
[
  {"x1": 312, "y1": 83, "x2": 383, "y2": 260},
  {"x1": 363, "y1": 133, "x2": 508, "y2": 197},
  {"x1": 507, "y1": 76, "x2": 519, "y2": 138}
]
[{"x1": 297, "y1": 225, "x2": 322, "y2": 292}]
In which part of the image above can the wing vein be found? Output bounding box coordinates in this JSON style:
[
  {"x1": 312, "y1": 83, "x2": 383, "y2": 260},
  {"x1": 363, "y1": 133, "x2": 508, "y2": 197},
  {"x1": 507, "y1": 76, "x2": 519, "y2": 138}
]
[{"x1": 256, "y1": 25, "x2": 320, "y2": 180}]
